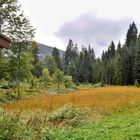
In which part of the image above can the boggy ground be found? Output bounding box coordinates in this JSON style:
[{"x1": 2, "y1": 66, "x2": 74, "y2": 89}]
[
  {"x1": 1, "y1": 86, "x2": 140, "y2": 139},
  {"x1": 3, "y1": 86, "x2": 140, "y2": 113}
]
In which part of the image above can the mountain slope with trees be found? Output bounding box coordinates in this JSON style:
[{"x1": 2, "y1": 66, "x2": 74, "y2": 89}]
[
  {"x1": 1, "y1": 0, "x2": 140, "y2": 96},
  {"x1": 62, "y1": 22, "x2": 140, "y2": 86},
  {"x1": 37, "y1": 42, "x2": 64, "y2": 60}
]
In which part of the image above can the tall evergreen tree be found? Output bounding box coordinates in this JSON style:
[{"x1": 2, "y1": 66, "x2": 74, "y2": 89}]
[
  {"x1": 52, "y1": 47, "x2": 62, "y2": 70},
  {"x1": 0, "y1": 0, "x2": 35, "y2": 96},
  {"x1": 126, "y1": 22, "x2": 138, "y2": 47},
  {"x1": 117, "y1": 41, "x2": 122, "y2": 55},
  {"x1": 134, "y1": 35, "x2": 140, "y2": 83},
  {"x1": 92, "y1": 58, "x2": 101, "y2": 84},
  {"x1": 114, "y1": 53, "x2": 123, "y2": 85},
  {"x1": 64, "y1": 39, "x2": 74, "y2": 73},
  {"x1": 122, "y1": 22, "x2": 138, "y2": 85},
  {"x1": 67, "y1": 43, "x2": 79, "y2": 82},
  {"x1": 32, "y1": 41, "x2": 39, "y2": 66},
  {"x1": 31, "y1": 41, "x2": 40, "y2": 76},
  {"x1": 108, "y1": 41, "x2": 115, "y2": 59},
  {"x1": 43, "y1": 55, "x2": 57, "y2": 75}
]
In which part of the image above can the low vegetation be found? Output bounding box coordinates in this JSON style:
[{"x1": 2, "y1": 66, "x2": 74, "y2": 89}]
[
  {"x1": 47, "y1": 105, "x2": 140, "y2": 140},
  {"x1": 0, "y1": 86, "x2": 140, "y2": 139},
  {"x1": 3, "y1": 86, "x2": 140, "y2": 113},
  {"x1": 1, "y1": 1, "x2": 140, "y2": 139}
]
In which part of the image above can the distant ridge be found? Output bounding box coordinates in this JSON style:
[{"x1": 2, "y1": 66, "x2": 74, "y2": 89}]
[{"x1": 37, "y1": 42, "x2": 64, "y2": 60}]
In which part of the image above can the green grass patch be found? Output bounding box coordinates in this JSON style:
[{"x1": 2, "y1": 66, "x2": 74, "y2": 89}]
[{"x1": 46, "y1": 105, "x2": 140, "y2": 140}]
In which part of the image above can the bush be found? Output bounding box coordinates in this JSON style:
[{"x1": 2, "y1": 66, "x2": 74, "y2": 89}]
[
  {"x1": 64, "y1": 76, "x2": 73, "y2": 89},
  {"x1": 53, "y1": 69, "x2": 64, "y2": 89},
  {"x1": 28, "y1": 76, "x2": 39, "y2": 88},
  {"x1": 75, "y1": 81, "x2": 80, "y2": 86},
  {"x1": 0, "y1": 109, "x2": 40, "y2": 139},
  {"x1": 41, "y1": 68, "x2": 52, "y2": 86},
  {"x1": 0, "y1": 80, "x2": 16, "y2": 89},
  {"x1": 93, "y1": 82, "x2": 104, "y2": 87},
  {"x1": 47, "y1": 104, "x2": 85, "y2": 127},
  {"x1": 0, "y1": 92, "x2": 18, "y2": 102},
  {"x1": 134, "y1": 80, "x2": 139, "y2": 87},
  {"x1": 0, "y1": 108, "x2": 21, "y2": 139}
]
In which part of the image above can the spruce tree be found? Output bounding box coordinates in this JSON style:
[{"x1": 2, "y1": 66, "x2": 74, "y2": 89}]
[
  {"x1": 65, "y1": 39, "x2": 74, "y2": 67},
  {"x1": 52, "y1": 47, "x2": 62, "y2": 70},
  {"x1": 0, "y1": 0, "x2": 35, "y2": 96},
  {"x1": 108, "y1": 41, "x2": 115, "y2": 59},
  {"x1": 117, "y1": 41, "x2": 122, "y2": 55},
  {"x1": 126, "y1": 22, "x2": 138, "y2": 47},
  {"x1": 31, "y1": 41, "x2": 40, "y2": 76},
  {"x1": 122, "y1": 22, "x2": 138, "y2": 85},
  {"x1": 134, "y1": 35, "x2": 140, "y2": 84},
  {"x1": 114, "y1": 53, "x2": 123, "y2": 85},
  {"x1": 32, "y1": 41, "x2": 39, "y2": 66}
]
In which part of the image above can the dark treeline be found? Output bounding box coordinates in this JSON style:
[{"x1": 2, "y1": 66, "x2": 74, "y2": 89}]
[
  {"x1": 32, "y1": 22, "x2": 140, "y2": 85},
  {"x1": 1, "y1": 0, "x2": 140, "y2": 87},
  {"x1": 58, "y1": 22, "x2": 140, "y2": 85}
]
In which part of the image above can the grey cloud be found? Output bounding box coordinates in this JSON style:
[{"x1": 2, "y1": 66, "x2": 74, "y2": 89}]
[{"x1": 55, "y1": 14, "x2": 132, "y2": 56}]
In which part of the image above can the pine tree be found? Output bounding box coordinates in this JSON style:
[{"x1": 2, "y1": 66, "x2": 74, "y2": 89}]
[
  {"x1": 114, "y1": 53, "x2": 123, "y2": 85},
  {"x1": 122, "y1": 22, "x2": 138, "y2": 85},
  {"x1": 78, "y1": 46, "x2": 95, "y2": 83},
  {"x1": 117, "y1": 41, "x2": 121, "y2": 55},
  {"x1": 32, "y1": 41, "x2": 39, "y2": 66},
  {"x1": 52, "y1": 47, "x2": 62, "y2": 70},
  {"x1": 31, "y1": 41, "x2": 40, "y2": 76},
  {"x1": 108, "y1": 41, "x2": 115, "y2": 59},
  {"x1": 43, "y1": 55, "x2": 57, "y2": 75},
  {"x1": 92, "y1": 58, "x2": 102, "y2": 84},
  {"x1": 0, "y1": 0, "x2": 35, "y2": 97},
  {"x1": 134, "y1": 35, "x2": 140, "y2": 84},
  {"x1": 126, "y1": 22, "x2": 138, "y2": 47},
  {"x1": 64, "y1": 39, "x2": 74, "y2": 73}
]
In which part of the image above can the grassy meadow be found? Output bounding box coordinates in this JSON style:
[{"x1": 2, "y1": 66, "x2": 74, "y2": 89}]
[
  {"x1": 3, "y1": 86, "x2": 140, "y2": 113},
  {"x1": 0, "y1": 86, "x2": 140, "y2": 139}
]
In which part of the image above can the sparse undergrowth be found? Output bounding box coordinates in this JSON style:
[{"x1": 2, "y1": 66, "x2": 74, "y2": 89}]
[
  {"x1": 0, "y1": 84, "x2": 78, "y2": 103},
  {"x1": 1, "y1": 103, "x2": 140, "y2": 139},
  {"x1": 45, "y1": 105, "x2": 140, "y2": 140},
  {"x1": 0, "y1": 104, "x2": 98, "y2": 139},
  {"x1": 47, "y1": 104, "x2": 98, "y2": 127}
]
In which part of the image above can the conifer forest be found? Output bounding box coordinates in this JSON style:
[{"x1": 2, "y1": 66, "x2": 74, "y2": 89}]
[{"x1": 1, "y1": 0, "x2": 140, "y2": 139}]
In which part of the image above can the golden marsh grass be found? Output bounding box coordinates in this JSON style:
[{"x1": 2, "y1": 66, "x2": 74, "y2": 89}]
[{"x1": 3, "y1": 86, "x2": 140, "y2": 113}]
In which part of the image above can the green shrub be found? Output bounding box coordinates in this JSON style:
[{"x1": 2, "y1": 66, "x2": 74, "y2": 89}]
[
  {"x1": 0, "y1": 80, "x2": 16, "y2": 89},
  {"x1": 0, "y1": 92, "x2": 18, "y2": 102},
  {"x1": 47, "y1": 104, "x2": 85, "y2": 127},
  {"x1": 0, "y1": 109, "x2": 39, "y2": 139},
  {"x1": 75, "y1": 81, "x2": 80, "y2": 86},
  {"x1": 41, "y1": 68, "x2": 52, "y2": 87},
  {"x1": 29, "y1": 77, "x2": 39, "y2": 88},
  {"x1": 64, "y1": 76, "x2": 73, "y2": 89},
  {"x1": 20, "y1": 82, "x2": 32, "y2": 89},
  {"x1": 0, "y1": 108, "x2": 21, "y2": 139},
  {"x1": 134, "y1": 80, "x2": 139, "y2": 87},
  {"x1": 93, "y1": 82, "x2": 104, "y2": 87}
]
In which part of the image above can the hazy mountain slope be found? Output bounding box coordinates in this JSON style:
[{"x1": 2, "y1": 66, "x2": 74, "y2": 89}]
[{"x1": 37, "y1": 42, "x2": 64, "y2": 60}]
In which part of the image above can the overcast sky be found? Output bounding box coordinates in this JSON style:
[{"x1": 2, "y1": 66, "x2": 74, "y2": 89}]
[{"x1": 19, "y1": 0, "x2": 140, "y2": 56}]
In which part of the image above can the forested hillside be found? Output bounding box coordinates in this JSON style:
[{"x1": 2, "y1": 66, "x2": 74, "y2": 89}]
[
  {"x1": 1, "y1": 0, "x2": 140, "y2": 94},
  {"x1": 37, "y1": 42, "x2": 64, "y2": 60},
  {"x1": 1, "y1": 0, "x2": 140, "y2": 139},
  {"x1": 56, "y1": 22, "x2": 140, "y2": 86}
]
